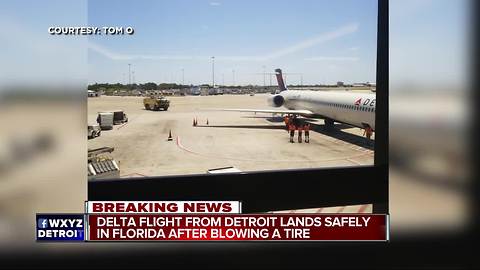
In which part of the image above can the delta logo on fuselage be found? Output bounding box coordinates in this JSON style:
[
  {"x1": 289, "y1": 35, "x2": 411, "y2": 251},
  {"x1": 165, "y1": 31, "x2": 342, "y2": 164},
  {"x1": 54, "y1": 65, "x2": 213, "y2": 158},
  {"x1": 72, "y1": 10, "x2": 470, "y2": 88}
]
[{"x1": 355, "y1": 98, "x2": 376, "y2": 107}]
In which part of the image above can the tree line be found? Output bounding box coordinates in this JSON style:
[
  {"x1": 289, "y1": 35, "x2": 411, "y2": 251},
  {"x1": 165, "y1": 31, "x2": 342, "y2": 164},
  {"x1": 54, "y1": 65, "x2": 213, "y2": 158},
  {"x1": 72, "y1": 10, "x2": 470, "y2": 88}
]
[
  {"x1": 88, "y1": 82, "x2": 188, "y2": 91},
  {"x1": 88, "y1": 83, "x2": 261, "y2": 92}
]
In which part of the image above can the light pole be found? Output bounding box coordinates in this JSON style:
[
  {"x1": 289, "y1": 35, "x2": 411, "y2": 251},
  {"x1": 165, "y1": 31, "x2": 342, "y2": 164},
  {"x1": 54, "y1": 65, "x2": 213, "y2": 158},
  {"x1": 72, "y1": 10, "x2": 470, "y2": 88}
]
[
  {"x1": 128, "y1": 64, "x2": 131, "y2": 86},
  {"x1": 181, "y1": 68, "x2": 185, "y2": 86},
  {"x1": 262, "y1": 65, "x2": 266, "y2": 88},
  {"x1": 232, "y1": 69, "x2": 235, "y2": 86},
  {"x1": 211, "y1": 56, "x2": 215, "y2": 88}
]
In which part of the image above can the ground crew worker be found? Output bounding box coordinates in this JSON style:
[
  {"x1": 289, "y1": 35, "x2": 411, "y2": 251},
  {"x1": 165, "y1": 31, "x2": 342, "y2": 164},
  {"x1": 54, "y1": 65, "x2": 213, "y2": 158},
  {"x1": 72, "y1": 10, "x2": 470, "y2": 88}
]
[
  {"x1": 284, "y1": 115, "x2": 290, "y2": 132},
  {"x1": 289, "y1": 123, "x2": 295, "y2": 143},
  {"x1": 292, "y1": 115, "x2": 299, "y2": 127},
  {"x1": 304, "y1": 123, "x2": 310, "y2": 143},
  {"x1": 365, "y1": 127, "x2": 373, "y2": 140},
  {"x1": 297, "y1": 124, "x2": 303, "y2": 143}
]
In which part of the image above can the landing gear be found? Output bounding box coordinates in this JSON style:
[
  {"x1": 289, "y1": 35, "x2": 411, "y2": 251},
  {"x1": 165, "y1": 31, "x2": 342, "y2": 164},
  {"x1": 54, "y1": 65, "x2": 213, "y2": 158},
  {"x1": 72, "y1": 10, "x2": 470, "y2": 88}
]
[{"x1": 324, "y1": 118, "x2": 334, "y2": 131}]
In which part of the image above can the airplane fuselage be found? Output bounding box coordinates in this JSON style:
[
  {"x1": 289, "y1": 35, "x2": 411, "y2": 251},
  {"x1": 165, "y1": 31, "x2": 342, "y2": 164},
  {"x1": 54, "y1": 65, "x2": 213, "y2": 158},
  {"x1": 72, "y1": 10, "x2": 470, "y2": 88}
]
[{"x1": 278, "y1": 90, "x2": 376, "y2": 130}]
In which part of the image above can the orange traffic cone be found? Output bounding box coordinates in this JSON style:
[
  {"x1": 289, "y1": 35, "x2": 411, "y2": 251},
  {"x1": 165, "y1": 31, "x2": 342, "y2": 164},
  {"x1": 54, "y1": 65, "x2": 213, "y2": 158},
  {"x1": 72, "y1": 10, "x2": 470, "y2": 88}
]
[{"x1": 167, "y1": 130, "x2": 173, "y2": 141}]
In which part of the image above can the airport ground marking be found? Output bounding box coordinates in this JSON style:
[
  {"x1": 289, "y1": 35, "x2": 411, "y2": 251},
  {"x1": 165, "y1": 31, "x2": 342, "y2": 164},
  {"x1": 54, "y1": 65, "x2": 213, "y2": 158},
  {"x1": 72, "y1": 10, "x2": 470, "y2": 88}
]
[
  {"x1": 176, "y1": 136, "x2": 373, "y2": 163},
  {"x1": 357, "y1": 204, "x2": 370, "y2": 213}
]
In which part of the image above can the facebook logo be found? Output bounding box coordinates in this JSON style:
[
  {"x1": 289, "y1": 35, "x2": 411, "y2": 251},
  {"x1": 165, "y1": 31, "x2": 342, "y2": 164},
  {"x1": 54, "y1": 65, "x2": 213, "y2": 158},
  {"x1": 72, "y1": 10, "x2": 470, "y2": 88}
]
[{"x1": 38, "y1": 218, "x2": 48, "y2": 229}]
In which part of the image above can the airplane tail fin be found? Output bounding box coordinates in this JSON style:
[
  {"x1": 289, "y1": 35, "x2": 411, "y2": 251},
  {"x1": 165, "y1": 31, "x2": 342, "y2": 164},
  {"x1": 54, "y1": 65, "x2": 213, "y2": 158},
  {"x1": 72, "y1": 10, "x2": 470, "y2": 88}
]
[{"x1": 275, "y1": 68, "x2": 288, "y2": 92}]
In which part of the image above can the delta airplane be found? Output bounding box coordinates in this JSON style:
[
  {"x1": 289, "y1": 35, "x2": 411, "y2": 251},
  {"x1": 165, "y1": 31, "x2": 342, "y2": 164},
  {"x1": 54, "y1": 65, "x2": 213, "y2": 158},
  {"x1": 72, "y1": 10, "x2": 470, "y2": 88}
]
[{"x1": 219, "y1": 69, "x2": 376, "y2": 135}]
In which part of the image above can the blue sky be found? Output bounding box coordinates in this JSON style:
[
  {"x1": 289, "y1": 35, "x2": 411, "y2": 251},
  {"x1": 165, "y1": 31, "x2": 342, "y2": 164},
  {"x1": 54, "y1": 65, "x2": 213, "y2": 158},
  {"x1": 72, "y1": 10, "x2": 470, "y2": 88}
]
[
  {"x1": 0, "y1": 0, "x2": 469, "y2": 89},
  {"x1": 88, "y1": 0, "x2": 378, "y2": 85},
  {"x1": 389, "y1": 0, "x2": 468, "y2": 89},
  {"x1": 0, "y1": 0, "x2": 87, "y2": 87}
]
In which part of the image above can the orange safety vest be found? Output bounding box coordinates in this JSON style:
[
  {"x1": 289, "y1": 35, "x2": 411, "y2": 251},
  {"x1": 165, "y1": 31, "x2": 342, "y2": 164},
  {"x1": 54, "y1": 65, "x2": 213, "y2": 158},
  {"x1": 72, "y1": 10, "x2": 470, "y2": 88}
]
[{"x1": 366, "y1": 127, "x2": 373, "y2": 136}]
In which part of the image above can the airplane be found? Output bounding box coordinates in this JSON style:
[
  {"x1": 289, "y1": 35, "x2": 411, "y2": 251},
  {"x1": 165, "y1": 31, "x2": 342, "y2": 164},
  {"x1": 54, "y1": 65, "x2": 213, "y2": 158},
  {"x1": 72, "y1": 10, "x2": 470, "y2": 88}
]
[{"x1": 217, "y1": 68, "x2": 376, "y2": 135}]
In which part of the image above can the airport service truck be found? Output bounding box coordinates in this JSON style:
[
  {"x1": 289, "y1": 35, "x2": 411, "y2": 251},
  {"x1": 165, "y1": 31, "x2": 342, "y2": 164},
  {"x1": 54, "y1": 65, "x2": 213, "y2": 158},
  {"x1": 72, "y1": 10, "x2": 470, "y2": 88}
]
[
  {"x1": 97, "y1": 110, "x2": 128, "y2": 127},
  {"x1": 111, "y1": 110, "x2": 128, "y2": 124},
  {"x1": 96, "y1": 112, "x2": 114, "y2": 130},
  {"x1": 143, "y1": 96, "x2": 170, "y2": 111},
  {"x1": 88, "y1": 124, "x2": 101, "y2": 139}
]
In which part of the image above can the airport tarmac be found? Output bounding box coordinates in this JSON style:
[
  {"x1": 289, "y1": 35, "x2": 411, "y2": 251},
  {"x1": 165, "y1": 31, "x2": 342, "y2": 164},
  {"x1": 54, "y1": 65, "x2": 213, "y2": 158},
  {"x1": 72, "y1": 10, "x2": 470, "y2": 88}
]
[{"x1": 88, "y1": 93, "x2": 374, "y2": 178}]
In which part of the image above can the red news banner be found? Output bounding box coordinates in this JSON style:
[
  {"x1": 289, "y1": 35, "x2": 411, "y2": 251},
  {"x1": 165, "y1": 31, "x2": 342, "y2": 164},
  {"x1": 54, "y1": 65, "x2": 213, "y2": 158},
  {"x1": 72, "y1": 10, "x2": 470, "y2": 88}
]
[{"x1": 88, "y1": 214, "x2": 388, "y2": 241}]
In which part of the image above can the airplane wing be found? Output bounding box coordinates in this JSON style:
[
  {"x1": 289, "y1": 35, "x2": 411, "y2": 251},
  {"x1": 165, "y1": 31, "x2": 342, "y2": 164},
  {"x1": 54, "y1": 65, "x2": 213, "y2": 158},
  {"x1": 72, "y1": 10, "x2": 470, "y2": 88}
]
[{"x1": 208, "y1": 108, "x2": 315, "y2": 115}]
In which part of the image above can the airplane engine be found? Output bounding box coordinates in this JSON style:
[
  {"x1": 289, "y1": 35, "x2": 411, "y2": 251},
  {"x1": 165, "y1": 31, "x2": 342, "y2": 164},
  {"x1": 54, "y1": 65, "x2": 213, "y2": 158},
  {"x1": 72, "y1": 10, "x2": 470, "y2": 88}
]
[{"x1": 268, "y1": 94, "x2": 285, "y2": 107}]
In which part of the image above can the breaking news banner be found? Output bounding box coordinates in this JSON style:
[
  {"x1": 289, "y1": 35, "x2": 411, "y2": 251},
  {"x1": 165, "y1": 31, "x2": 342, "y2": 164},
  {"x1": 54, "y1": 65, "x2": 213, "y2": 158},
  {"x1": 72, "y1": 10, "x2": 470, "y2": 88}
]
[
  {"x1": 87, "y1": 214, "x2": 388, "y2": 241},
  {"x1": 85, "y1": 201, "x2": 242, "y2": 214},
  {"x1": 36, "y1": 201, "x2": 389, "y2": 242}
]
